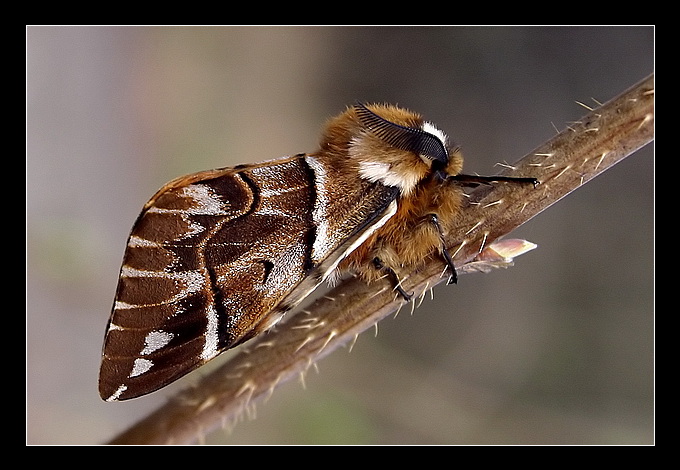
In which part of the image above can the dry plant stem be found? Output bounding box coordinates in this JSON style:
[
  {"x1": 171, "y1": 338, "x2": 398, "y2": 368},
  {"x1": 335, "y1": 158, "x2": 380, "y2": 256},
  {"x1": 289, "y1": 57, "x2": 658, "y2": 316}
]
[{"x1": 108, "y1": 74, "x2": 654, "y2": 445}]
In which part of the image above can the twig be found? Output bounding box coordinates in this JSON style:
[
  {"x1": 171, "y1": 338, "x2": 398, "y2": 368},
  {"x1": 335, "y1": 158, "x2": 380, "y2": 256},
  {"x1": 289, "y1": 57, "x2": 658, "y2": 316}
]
[{"x1": 107, "y1": 73, "x2": 654, "y2": 445}]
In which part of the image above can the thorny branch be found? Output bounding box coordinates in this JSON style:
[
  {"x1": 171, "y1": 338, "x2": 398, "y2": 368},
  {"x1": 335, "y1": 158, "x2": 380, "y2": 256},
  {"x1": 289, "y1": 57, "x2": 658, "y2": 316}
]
[{"x1": 107, "y1": 73, "x2": 654, "y2": 445}]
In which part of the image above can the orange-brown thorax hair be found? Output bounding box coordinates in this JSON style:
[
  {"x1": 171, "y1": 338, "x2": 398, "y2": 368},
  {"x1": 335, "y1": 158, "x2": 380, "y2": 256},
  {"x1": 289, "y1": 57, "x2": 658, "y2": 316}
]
[{"x1": 314, "y1": 103, "x2": 466, "y2": 283}]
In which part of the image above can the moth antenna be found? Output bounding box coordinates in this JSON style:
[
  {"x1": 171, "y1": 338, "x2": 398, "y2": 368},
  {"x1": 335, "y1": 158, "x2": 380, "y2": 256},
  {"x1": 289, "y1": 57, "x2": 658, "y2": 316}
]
[{"x1": 354, "y1": 102, "x2": 448, "y2": 164}]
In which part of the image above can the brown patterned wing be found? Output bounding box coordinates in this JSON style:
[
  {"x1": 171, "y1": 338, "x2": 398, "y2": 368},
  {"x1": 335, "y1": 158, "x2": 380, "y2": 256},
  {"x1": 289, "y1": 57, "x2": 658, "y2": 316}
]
[{"x1": 99, "y1": 155, "x2": 398, "y2": 401}]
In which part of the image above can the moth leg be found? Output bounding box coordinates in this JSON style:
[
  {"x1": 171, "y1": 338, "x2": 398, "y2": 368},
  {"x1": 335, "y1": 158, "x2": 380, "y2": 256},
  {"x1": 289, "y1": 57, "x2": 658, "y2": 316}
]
[
  {"x1": 372, "y1": 257, "x2": 413, "y2": 301},
  {"x1": 428, "y1": 213, "x2": 457, "y2": 285},
  {"x1": 450, "y1": 173, "x2": 539, "y2": 188}
]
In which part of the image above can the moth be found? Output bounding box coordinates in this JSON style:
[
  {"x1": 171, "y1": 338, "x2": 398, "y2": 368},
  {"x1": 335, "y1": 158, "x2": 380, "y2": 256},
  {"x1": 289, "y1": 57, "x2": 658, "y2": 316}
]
[{"x1": 99, "y1": 103, "x2": 537, "y2": 401}]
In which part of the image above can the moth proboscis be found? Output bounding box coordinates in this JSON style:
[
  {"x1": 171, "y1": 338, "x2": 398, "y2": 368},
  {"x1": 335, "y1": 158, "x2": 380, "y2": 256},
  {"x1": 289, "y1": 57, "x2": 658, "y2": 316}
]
[{"x1": 99, "y1": 102, "x2": 537, "y2": 401}]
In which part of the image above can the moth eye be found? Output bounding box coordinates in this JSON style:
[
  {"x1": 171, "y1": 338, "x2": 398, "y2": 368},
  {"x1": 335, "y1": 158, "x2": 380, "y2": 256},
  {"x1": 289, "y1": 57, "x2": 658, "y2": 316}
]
[
  {"x1": 354, "y1": 102, "x2": 448, "y2": 165},
  {"x1": 431, "y1": 158, "x2": 445, "y2": 172},
  {"x1": 430, "y1": 159, "x2": 448, "y2": 181}
]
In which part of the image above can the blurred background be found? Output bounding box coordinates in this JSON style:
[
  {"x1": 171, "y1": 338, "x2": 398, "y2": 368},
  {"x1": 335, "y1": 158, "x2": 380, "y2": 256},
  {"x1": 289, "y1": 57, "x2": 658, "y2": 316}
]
[{"x1": 27, "y1": 26, "x2": 653, "y2": 445}]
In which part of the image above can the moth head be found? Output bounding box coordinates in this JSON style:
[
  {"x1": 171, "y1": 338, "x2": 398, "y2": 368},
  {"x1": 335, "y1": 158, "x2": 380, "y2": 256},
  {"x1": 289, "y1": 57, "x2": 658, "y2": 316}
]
[{"x1": 318, "y1": 103, "x2": 463, "y2": 195}]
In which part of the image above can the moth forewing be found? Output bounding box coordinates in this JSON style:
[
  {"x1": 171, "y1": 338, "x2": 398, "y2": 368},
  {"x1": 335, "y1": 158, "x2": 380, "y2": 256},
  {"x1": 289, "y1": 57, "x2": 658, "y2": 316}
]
[{"x1": 99, "y1": 152, "x2": 400, "y2": 401}]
